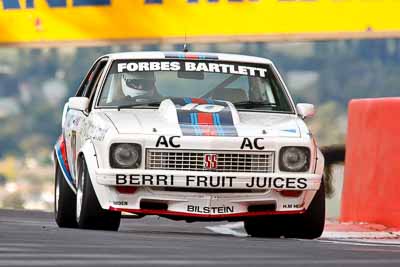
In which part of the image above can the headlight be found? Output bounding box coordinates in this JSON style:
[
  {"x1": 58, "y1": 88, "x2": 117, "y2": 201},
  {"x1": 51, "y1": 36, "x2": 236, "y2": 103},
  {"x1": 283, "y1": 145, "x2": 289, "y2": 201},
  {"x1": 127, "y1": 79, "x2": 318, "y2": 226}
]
[
  {"x1": 279, "y1": 147, "x2": 310, "y2": 172},
  {"x1": 110, "y1": 143, "x2": 141, "y2": 169}
]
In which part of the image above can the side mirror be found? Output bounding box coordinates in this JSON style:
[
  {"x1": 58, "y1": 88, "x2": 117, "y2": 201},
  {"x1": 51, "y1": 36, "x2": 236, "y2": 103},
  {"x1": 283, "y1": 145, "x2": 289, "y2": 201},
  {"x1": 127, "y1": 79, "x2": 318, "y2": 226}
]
[
  {"x1": 68, "y1": 97, "x2": 89, "y2": 112},
  {"x1": 297, "y1": 103, "x2": 315, "y2": 119}
]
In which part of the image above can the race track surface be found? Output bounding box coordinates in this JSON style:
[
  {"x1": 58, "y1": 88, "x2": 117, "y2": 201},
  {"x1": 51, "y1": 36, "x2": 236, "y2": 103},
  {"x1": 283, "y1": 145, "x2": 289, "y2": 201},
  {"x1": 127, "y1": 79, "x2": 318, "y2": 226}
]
[{"x1": 1, "y1": 209, "x2": 400, "y2": 267}]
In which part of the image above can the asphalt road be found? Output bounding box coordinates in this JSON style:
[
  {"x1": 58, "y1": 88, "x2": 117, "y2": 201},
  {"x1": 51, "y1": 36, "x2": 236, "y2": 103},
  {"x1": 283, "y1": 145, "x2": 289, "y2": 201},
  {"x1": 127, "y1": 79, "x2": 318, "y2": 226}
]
[{"x1": 0, "y1": 209, "x2": 400, "y2": 267}]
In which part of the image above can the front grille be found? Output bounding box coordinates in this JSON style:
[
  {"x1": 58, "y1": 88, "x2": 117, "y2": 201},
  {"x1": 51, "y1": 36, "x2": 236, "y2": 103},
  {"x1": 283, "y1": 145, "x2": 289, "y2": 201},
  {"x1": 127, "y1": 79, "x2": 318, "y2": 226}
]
[{"x1": 146, "y1": 149, "x2": 274, "y2": 173}]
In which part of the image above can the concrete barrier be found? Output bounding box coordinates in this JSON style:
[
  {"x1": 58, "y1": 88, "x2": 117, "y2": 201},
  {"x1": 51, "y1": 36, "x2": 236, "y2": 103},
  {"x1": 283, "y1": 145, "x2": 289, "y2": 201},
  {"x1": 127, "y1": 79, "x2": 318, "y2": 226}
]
[{"x1": 340, "y1": 98, "x2": 400, "y2": 227}]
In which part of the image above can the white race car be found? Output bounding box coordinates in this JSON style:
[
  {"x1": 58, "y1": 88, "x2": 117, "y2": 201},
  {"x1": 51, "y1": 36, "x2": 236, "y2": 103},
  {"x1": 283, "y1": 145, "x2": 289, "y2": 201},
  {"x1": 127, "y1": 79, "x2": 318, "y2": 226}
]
[{"x1": 54, "y1": 51, "x2": 325, "y2": 238}]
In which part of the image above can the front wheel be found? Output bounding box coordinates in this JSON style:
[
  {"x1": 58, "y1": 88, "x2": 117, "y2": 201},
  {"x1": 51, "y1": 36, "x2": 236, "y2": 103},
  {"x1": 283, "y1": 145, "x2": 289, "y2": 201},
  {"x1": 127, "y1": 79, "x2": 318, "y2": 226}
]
[
  {"x1": 244, "y1": 179, "x2": 325, "y2": 239},
  {"x1": 76, "y1": 157, "x2": 121, "y2": 231},
  {"x1": 54, "y1": 156, "x2": 78, "y2": 228}
]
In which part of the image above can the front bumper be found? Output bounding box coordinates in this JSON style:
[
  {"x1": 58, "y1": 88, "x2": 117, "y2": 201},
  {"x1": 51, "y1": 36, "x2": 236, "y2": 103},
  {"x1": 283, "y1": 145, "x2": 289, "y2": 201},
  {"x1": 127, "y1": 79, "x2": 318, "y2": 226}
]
[
  {"x1": 109, "y1": 206, "x2": 306, "y2": 220},
  {"x1": 96, "y1": 169, "x2": 321, "y2": 190},
  {"x1": 106, "y1": 186, "x2": 310, "y2": 220},
  {"x1": 94, "y1": 169, "x2": 321, "y2": 220}
]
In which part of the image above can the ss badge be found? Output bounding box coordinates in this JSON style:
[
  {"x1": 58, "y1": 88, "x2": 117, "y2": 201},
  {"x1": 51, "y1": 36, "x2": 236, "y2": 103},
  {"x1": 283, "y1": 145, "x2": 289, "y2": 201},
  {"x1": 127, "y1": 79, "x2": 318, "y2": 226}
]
[{"x1": 204, "y1": 154, "x2": 217, "y2": 170}]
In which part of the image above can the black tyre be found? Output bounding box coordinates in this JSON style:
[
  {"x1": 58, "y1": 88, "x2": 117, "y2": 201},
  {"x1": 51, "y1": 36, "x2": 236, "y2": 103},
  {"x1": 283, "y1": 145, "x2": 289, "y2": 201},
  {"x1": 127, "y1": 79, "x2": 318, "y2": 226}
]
[
  {"x1": 54, "y1": 155, "x2": 78, "y2": 228},
  {"x1": 76, "y1": 157, "x2": 121, "y2": 231},
  {"x1": 244, "y1": 179, "x2": 325, "y2": 239},
  {"x1": 244, "y1": 215, "x2": 287, "y2": 238},
  {"x1": 292, "y1": 179, "x2": 326, "y2": 239}
]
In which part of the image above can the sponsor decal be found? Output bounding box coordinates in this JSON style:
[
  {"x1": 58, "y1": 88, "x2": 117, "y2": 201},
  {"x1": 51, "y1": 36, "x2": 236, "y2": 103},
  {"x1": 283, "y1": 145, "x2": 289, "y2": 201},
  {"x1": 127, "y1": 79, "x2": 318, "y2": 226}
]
[
  {"x1": 81, "y1": 120, "x2": 109, "y2": 142},
  {"x1": 116, "y1": 174, "x2": 175, "y2": 186},
  {"x1": 66, "y1": 114, "x2": 82, "y2": 129},
  {"x1": 90, "y1": 127, "x2": 108, "y2": 142},
  {"x1": 155, "y1": 135, "x2": 180, "y2": 148},
  {"x1": 113, "y1": 201, "x2": 128, "y2": 206},
  {"x1": 185, "y1": 175, "x2": 235, "y2": 187},
  {"x1": 245, "y1": 177, "x2": 307, "y2": 189},
  {"x1": 72, "y1": 117, "x2": 82, "y2": 127},
  {"x1": 117, "y1": 61, "x2": 181, "y2": 73},
  {"x1": 283, "y1": 203, "x2": 303, "y2": 209},
  {"x1": 187, "y1": 205, "x2": 234, "y2": 214},
  {"x1": 1, "y1": 0, "x2": 257, "y2": 10},
  {"x1": 2, "y1": 0, "x2": 111, "y2": 10},
  {"x1": 171, "y1": 97, "x2": 238, "y2": 137},
  {"x1": 115, "y1": 174, "x2": 308, "y2": 189},
  {"x1": 116, "y1": 61, "x2": 267, "y2": 78},
  {"x1": 240, "y1": 137, "x2": 264, "y2": 150}
]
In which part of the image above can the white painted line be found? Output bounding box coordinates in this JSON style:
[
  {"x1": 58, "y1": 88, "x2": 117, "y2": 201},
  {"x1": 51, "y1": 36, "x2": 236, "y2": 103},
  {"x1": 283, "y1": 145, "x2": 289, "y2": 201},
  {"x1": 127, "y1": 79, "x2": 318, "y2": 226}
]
[
  {"x1": 319, "y1": 230, "x2": 400, "y2": 247},
  {"x1": 317, "y1": 239, "x2": 400, "y2": 248},
  {"x1": 322, "y1": 231, "x2": 400, "y2": 240}
]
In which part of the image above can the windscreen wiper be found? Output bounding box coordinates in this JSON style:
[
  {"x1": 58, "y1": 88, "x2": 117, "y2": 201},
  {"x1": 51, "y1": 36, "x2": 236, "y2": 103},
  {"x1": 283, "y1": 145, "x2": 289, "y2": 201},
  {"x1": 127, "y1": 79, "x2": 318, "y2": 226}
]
[
  {"x1": 117, "y1": 101, "x2": 162, "y2": 111},
  {"x1": 233, "y1": 101, "x2": 277, "y2": 108}
]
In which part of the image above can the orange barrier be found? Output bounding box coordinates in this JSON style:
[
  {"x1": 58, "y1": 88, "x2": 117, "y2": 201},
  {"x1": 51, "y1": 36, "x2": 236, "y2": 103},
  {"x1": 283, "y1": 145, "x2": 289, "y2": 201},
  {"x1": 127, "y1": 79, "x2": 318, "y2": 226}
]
[{"x1": 340, "y1": 98, "x2": 400, "y2": 227}]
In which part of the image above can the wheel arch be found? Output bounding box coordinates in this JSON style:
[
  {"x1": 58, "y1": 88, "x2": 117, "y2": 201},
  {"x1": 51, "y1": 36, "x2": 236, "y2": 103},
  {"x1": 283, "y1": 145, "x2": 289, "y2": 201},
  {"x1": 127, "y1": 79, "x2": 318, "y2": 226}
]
[
  {"x1": 316, "y1": 148, "x2": 325, "y2": 176},
  {"x1": 76, "y1": 140, "x2": 110, "y2": 210},
  {"x1": 76, "y1": 140, "x2": 98, "y2": 186},
  {"x1": 54, "y1": 136, "x2": 76, "y2": 194},
  {"x1": 302, "y1": 147, "x2": 325, "y2": 210}
]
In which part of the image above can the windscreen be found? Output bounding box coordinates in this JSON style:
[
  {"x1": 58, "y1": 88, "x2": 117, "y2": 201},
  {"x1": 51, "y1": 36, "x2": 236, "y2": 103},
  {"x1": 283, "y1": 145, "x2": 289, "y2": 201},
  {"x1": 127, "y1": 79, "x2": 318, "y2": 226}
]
[{"x1": 97, "y1": 59, "x2": 293, "y2": 113}]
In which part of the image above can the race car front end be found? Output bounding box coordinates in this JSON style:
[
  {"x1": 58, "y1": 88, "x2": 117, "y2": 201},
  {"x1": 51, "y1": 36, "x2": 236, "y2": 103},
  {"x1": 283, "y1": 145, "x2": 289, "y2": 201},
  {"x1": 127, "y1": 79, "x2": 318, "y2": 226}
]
[{"x1": 89, "y1": 128, "x2": 324, "y2": 221}]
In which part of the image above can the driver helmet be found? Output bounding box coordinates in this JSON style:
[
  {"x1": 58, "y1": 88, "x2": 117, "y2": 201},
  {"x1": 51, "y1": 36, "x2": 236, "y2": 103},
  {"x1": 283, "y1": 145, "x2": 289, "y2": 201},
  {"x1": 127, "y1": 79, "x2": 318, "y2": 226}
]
[{"x1": 121, "y1": 71, "x2": 156, "y2": 98}]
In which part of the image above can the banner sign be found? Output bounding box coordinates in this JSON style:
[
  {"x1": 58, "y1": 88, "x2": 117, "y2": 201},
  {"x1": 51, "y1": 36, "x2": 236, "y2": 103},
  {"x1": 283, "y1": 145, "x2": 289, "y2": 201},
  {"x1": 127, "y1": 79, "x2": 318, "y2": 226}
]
[{"x1": 1, "y1": 0, "x2": 400, "y2": 45}]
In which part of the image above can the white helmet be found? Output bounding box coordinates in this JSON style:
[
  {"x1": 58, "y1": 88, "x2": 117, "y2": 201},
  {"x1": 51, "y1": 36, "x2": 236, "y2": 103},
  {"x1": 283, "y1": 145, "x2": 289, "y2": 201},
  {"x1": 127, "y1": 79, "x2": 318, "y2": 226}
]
[{"x1": 121, "y1": 72, "x2": 156, "y2": 98}]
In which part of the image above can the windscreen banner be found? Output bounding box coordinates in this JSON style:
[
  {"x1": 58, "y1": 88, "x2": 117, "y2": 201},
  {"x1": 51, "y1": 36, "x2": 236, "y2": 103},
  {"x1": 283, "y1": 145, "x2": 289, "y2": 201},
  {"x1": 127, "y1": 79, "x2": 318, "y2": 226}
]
[{"x1": 1, "y1": 0, "x2": 399, "y2": 45}]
